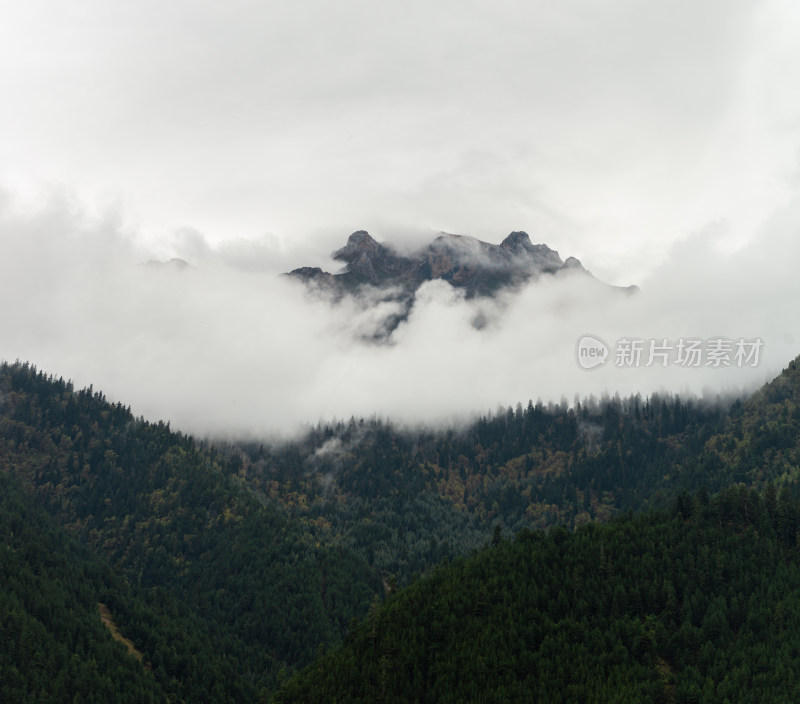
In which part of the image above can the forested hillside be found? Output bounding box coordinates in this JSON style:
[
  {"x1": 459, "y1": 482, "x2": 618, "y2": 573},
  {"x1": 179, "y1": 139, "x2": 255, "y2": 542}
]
[
  {"x1": 0, "y1": 470, "x2": 166, "y2": 703},
  {"x1": 278, "y1": 486, "x2": 800, "y2": 703},
  {"x1": 235, "y1": 359, "x2": 800, "y2": 587},
  {"x1": 234, "y1": 388, "x2": 730, "y2": 583},
  {"x1": 0, "y1": 361, "x2": 381, "y2": 699},
  {"x1": 3, "y1": 356, "x2": 800, "y2": 701},
  {"x1": 696, "y1": 357, "x2": 800, "y2": 488}
]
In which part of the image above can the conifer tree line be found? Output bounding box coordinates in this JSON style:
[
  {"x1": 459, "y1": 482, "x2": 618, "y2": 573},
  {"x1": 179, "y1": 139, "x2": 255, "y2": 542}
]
[{"x1": 2, "y1": 357, "x2": 800, "y2": 701}]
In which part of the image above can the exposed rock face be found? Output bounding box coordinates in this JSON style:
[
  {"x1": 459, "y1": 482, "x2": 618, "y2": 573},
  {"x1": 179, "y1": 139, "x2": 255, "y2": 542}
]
[
  {"x1": 562, "y1": 256, "x2": 585, "y2": 271},
  {"x1": 499, "y1": 232, "x2": 564, "y2": 272},
  {"x1": 331, "y1": 231, "x2": 417, "y2": 284},
  {"x1": 286, "y1": 229, "x2": 637, "y2": 338},
  {"x1": 287, "y1": 229, "x2": 598, "y2": 298},
  {"x1": 332, "y1": 231, "x2": 383, "y2": 262},
  {"x1": 287, "y1": 267, "x2": 338, "y2": 292}
]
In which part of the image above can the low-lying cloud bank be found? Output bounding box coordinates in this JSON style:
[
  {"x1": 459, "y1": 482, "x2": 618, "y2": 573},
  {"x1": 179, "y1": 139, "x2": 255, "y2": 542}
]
[{"x1": 1, "y1": 189, "x2": 798, "y2": 438}]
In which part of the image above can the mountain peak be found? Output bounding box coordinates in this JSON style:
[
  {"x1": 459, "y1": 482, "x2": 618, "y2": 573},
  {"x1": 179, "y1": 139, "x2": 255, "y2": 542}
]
[
  {"x1": 349, "y1": 230, "x2": 376, "y2": 245},
  {"x1": 333, "y1": 231, "x2": 381, "y2": 262},
  {"x1": 287, "y1": 229, "x2": 634, "y2": 319},
  {"x1": 500, "y1": 231, "x2": 532, "y2": 249}
]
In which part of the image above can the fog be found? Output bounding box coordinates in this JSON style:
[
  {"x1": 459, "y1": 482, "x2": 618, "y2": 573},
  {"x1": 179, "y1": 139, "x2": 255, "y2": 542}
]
[
  {"x1": 1, "y1": 189, "x2": 798, "y2": 438},
  {"x1": 2, "y1": 1, "x2": 800, "y2": 436},
  {"x1": 2, "y1": 1, "x2": 800, "y2": 285}
]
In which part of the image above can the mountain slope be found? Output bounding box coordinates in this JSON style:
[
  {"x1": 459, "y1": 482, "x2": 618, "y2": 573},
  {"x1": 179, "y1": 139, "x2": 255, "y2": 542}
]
[
  {"x1": 0, "y1": 361, "x2": 382, "y2": 697},
  {"x1": 235, "y1": 392, "x2": 729, "y2": 584},
  {"x1": 4, "y1": 353, "x2": 800, "y2": 700},
  {"x1": 694, "y1": 356, "x2": 800, "y2": 489},
  {"x1": 237, "y1": 356, "x2": 800, "y2": 587},
  {"x1": 0, "y1": 470, "x2": 167, "y2": 703},
  {"x1": 277, "y1": 486, "x2": 800, "y2": 703}
]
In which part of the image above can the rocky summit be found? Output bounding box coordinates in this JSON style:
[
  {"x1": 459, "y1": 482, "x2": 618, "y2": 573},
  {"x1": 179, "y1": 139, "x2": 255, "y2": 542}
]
[{"x1": 286, "y1": 230, "x2": 626, "y2": 300}]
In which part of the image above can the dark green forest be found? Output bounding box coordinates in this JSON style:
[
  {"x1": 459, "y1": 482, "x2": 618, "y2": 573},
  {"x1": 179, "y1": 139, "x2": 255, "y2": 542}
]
[
  {"x1": 3, "y1": 356, "x2": 800, "y2": 701},
  {"x1": 278, "y1": 487, "x2": 800, "y2": 703},
  {"x1": 0, "y1": 470, "x2": 165, "y2": 703},
  {"x1": 0, "y1": 362, "x2": 380, "y2": 700}
]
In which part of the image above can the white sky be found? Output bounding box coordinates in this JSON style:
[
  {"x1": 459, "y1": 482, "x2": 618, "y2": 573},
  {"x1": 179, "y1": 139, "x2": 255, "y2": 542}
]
[
  {"x1": 2, "y1": 0, "x2": 799, "y2": 280},
  {"x1": 2, "y1": 0, "x2": 800, "y2": 436}
]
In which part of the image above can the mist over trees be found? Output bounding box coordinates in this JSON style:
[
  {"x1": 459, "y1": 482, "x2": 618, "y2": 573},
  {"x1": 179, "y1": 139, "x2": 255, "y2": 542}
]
[{"x1": 3, "y1": 355, "x2": 800, "y2": 701}]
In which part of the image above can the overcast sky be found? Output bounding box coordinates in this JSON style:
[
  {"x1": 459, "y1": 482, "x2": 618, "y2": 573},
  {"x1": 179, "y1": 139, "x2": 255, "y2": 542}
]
[{"x1": 2, "y1": 1, "x2": 800, "y2": 436}]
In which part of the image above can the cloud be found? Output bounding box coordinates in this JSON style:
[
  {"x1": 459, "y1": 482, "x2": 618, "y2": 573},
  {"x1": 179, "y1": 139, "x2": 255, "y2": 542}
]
[
  {"x1": 2, "y1": 1, "x2": 800, "y2": 437},
  {"x1": 2, "y1": 188, "x2": 799, "y2": 440},
  {"x1": 2, "y1": 0, "x2": 799, "y2": 286}
]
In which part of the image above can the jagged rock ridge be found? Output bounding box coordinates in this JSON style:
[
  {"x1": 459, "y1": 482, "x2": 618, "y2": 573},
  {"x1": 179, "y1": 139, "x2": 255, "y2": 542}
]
[{"x1": 287, "y1": 230, "x2": 629, "y2": 299}]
